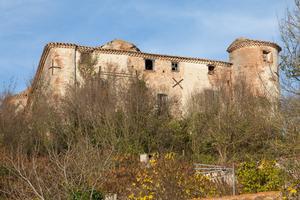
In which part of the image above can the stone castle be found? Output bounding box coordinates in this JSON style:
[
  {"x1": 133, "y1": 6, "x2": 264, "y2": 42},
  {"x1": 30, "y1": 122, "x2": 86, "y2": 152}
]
[{"x1": 12, "y1": 37, "x2": 281, "y2": 113}]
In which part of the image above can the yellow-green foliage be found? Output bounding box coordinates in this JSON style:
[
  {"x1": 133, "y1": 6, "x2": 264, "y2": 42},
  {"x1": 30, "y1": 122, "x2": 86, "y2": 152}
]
[
  {"x1": 282, "y1": 182, "x2": 300, "y2": 200},
  {"x1": 127, "y1": 153, "x2": 217, "y2": 200},
  {"x1": 237, "y1": 160, "x2": 284, "y2": 193}
]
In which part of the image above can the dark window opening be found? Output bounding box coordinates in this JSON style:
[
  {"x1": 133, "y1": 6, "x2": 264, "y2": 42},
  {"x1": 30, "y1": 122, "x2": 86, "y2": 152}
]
[
  {"x1": 145, "y1": 59, "x2": 154, "y2": 70},
  {"x1": 171, "y1": 62, "x2": 179, "y2": 71},
  {"x1": 262, "y1": 50, "x2": 272, "y2": 63},
  {"x1": 208, "y1": 64, "x2": 215, "y2": 75},
  {"x1": 157, "y1": 93, "x2": 168, "y2": 115}
]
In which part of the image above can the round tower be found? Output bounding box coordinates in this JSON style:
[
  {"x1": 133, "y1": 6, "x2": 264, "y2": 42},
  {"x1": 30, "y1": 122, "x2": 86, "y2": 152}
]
[{"x1": 227, "y1": 38, "x2": 281, "y2": 99}]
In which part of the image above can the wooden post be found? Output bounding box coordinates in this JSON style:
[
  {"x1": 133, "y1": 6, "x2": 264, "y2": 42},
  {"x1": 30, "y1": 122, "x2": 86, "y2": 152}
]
[{"x1": 232, "y1": 163, "x2": 236, "y2": 196}]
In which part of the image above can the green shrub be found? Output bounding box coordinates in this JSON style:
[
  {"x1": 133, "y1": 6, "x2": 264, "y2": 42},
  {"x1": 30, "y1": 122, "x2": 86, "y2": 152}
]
[
  {"x1": 70, "y1": 189, "x2": 104, "y2": 200},
  {"x1": 237, "y1": 160, "x2": 284, "y2": 193},
  {"x1": 0, "y1": 165, "x2": 9, "y2": 177}
]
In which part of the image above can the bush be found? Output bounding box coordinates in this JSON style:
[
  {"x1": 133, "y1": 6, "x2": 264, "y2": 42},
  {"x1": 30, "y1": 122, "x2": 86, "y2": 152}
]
[
  {"x1": 70, "y1": 189, "x2": 104, "y2": 200},
  {"x1": 237, "y1": 160, "x2": 284, "y2": 193},
  {"x1": 127, "y1": 153, "x2": 217, "y2": 200}
]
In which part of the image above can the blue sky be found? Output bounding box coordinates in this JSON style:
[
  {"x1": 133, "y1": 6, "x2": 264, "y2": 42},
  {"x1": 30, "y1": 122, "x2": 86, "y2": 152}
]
[{"x1": 0, "y1": 0, "x2": 293, "y2": 92}]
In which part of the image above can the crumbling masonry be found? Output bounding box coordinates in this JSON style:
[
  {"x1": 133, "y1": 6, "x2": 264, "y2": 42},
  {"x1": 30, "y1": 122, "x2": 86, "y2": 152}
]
[{"x1": 11, "y1": 37, "x2": 281, "y2": 114}]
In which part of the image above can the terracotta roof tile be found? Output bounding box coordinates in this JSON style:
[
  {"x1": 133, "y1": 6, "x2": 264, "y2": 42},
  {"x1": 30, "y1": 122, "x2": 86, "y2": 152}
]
[
  {"x1": 227, "y1": 38, "x2": 281, "y2": 53},
  {"x1": 45, "y1": 42, "x2": 232, "y2": 66}
]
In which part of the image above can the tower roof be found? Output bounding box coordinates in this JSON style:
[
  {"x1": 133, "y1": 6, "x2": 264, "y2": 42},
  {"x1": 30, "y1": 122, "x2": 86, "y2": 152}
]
[
  {"x1": 227, "y1": 37, "x2": 281, "y2": 53},
  {"x1": 100, "y1": 39, "x2": 141, "y2": 52}
]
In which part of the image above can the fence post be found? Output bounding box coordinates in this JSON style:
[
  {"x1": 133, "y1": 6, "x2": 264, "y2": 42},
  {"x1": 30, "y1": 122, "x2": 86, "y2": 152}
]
[{"x1": 232, "y1": 163, "x2": 236, "y2": 196}]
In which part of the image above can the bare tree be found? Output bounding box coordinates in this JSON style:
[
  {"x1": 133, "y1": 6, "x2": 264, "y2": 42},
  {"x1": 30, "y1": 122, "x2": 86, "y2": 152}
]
[
  {"x1": 187, "y1": 78, "x2": 280, "y2": 163},
  {"x1": 1, "y1": 139, "x2": 113, "y2": 200},
  {"x1": 280, "y1": 0, "x2": 300, "y2": 95}
]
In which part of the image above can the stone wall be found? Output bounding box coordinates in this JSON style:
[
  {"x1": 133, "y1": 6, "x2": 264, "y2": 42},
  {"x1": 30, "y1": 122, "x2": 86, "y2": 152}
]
[
  {"x1": 39, "y1": 47, "x2": 76, "y2": 99},
  {"x1": 200, "y1": 191, "x2": 281, "y2": 200},
  {"x1": 96, "y1": 52, "x2": 230, "y2": 114},
  {"x1": 15, "y1": 38, "x2": 280, "y2": 113},
  {"x1": 229, "y1": 40, "x2": 280, "y2": 100}
]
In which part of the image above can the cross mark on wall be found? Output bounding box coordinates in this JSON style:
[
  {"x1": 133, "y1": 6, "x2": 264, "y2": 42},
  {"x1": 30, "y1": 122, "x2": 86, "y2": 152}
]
[
  {"x1": 172, "y1": 78, "x2": 183, "y2": 89},
  {"x1": 48, "y1": 60, "x2": 61, "y2": 75}
]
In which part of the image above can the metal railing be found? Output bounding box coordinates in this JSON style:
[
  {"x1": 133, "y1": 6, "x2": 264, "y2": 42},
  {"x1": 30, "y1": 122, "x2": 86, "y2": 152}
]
[{"x1": 194, "y1": 163, "x2": 236, "y2": 196}]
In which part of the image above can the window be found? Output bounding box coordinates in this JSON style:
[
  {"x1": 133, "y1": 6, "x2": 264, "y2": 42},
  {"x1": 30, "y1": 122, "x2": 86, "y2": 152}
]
[
  {"x1": 171, "y1": 62, "x2": 179, "y2": 72},
  {"x1": 145, "y1": 59, "x2": 154, "y2": 70},
  {"x1": 157, "y1": 93, "x2": 168, "y2": 114},
  {"x1": 208, "y1": 64, "x2": 215, "y2": 75},
  {"x1": 262, "y1": 50, "x2": 272, "y2": 63}
]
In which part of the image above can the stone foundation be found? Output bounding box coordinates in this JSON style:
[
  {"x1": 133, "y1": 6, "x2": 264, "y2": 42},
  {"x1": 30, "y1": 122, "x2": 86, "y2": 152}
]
[{"x1": 199, "y1": 191, "x2": 281, "y2": 200}]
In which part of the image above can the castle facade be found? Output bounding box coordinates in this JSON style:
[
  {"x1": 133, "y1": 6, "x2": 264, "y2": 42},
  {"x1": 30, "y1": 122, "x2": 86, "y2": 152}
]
[{"x1": 12, "y1": 38, "x2": 281, "y2": 113}]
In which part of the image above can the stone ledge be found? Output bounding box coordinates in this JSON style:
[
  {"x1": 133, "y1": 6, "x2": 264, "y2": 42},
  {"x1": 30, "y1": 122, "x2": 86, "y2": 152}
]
[{"x1": 197, "y1": 191, "x2": 281, "y2": 200}]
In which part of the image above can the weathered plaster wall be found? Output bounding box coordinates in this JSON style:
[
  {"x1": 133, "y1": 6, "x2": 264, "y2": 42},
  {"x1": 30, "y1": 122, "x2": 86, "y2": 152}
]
[
  {"x1": 96, "y1": 53, "x2": 129, "y2": 71},
  {"x1": 128, "y1": 56, "x2": 184, "y2": 97},
  {"x1": 69, "y1": 51, "x2": 230, "y2": 114},
  {"x1": 229, "y1": 45, "x2": 279, "y2": 99},
  {"x1": 90, "y1": 53, "x2": 229, "y2": 114},
  {"x1": 92, "y1": 53, "x2": 186, "y2": 114},
  {"x1": 19, "y1": 38, "x2": 279, "y2": 114},
  {"x1": 129, "y1": 56, "x2": 185, "y2": 115},
  {"x1": 182, "y1": 63, "x2": 211, "y2": 109},
  {"x1": 40, "y1": 47, "x2": 76, "y2": 98}
]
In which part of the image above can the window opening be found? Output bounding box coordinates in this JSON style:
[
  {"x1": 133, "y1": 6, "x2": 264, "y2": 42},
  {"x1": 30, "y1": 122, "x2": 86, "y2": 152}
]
[
  {"x1": 145, "y1": 59, "x2": 154, "y2": 70},
  {"x1": 171, "y1": 62, "x2": 179, "y2": 71},
  {"x1": 208, "y1": 64, "x2": 215, "y2": 75},
  {"x1": 263, "y1": 50, "x2": 272, "y2": 63}
]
